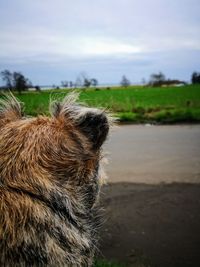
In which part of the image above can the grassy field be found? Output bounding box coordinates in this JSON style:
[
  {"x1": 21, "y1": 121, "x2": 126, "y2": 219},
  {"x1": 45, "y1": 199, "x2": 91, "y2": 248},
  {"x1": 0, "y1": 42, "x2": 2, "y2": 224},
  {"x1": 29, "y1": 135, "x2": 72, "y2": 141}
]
[
  {"x1": 94, "y1": 258, "x2": 150, "y2": 267},
  {"x1": 1, "y1": 84, "x2": 200, "y2": 123},
  {"x1": 94, "y1": 260, "x2": 124, "y2": 267}
]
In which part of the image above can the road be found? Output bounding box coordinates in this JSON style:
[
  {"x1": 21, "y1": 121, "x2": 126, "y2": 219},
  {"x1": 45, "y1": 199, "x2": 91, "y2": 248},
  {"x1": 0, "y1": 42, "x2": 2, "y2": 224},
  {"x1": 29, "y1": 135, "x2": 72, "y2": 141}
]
[
  {"x1": 99, "y1": 125, "x2": 200, "y2": 267},
  {"x1": 104, "y1": 124, "x2": 200, "y2": 184}
]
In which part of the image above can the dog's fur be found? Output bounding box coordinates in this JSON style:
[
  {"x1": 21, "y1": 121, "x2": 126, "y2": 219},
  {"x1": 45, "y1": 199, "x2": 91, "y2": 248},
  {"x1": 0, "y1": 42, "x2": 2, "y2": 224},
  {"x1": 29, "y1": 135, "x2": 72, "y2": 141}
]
[{"x1": 0, "y1": 93, "x2": 109, "y2": 266}]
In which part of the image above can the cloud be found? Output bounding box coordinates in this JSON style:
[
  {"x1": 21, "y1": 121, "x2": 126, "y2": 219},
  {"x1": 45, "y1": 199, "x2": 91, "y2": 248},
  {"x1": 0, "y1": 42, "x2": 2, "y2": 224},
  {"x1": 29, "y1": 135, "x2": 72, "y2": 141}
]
[
  {"x1": 0, "y1": 0, "x2": 199, "y2": 84},
  {"x1": 0, "y1": 26, "x2": 144, "y2": 64},
  {"x1": 1, "y1": 25, "x2": 199, "y2": 66}
]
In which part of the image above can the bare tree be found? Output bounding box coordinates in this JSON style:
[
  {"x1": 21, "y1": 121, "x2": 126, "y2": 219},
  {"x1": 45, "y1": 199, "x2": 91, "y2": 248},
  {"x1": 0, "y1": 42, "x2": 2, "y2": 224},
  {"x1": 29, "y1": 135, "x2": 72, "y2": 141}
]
[
  {"x1": 75, "y1": 77, "x2": 83, "y2": 88},
  {"x1": 120, "y1": 75, "x2": 131, "y2": 87},
  {"x1": 61, "y1": 81, "x2": 69, "y2": 88},
  {"x1": 0, "y1": 69, "x2": 13, "y2": 90},
  {"x1": 70, "y1": 81, "x2": 74, "y2": 88},
  {"x1": 75, "y1": 73, "x2": 87, "y2": 88},
  {"x1": 75, "y1": 73, "x2": 98, "y2": 89}
]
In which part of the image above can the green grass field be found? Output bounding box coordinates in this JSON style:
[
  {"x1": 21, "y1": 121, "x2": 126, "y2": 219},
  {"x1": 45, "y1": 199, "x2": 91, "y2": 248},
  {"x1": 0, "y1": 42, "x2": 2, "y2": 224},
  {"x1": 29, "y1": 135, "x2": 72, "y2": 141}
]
[
  {"x1": 94, "y1": 260, "x2": 124, "y2": 267},
  {"x1": 94, "y1": 258, "x2": 150, "y2": 267},
  {"x1": 1, "y1": 84, "x2": 200, "y2": 123}
]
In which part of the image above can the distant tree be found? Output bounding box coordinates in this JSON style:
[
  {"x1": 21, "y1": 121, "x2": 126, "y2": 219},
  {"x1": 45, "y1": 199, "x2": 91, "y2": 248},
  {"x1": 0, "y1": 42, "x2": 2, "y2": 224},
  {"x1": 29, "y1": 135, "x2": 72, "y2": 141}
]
[
  {"x1": 75, "y1": 73, "x2": 98, "y2": 89},
  {"x1": 69, "y1": 81, "x2": 74, "y2": 88},
  {"x1": 90, "y1": 78, "x2": 98, "y2": 87},
  {"x1": 0, "y1": 69, "x2": 13, "y2": 90},
  {"x1": 13, "y1": 72, "x2": 31, "y2": 94},
  {"x1": 120, "y1": 75, "x2": 130, "y2": 87},
  {"x1": 149, "y1": 72, "x2": 166, "y2": 86},
  {"x1": 1, "y1": 70, "x2": 31, "y2": 93},
  {"x1": 75, "y1": 77, "x2": 83, "y2": 88},
  {"x1": 84, "y1": 78, "x2": 91, "y2": 88},
  {"x1": 75, "y1": 73, "x2": 86, "y2": 88},
  {"x1": 79, "y1": 72, "x2": 90, "y2": 88},
  {"x1": 191, "y1": 72, "x2": 200, "y2": 84},
  {"x1": 61, "y1": 81, "x2": 69, "y2": 88},
  {"x1": 141, "y1": 78, "x2": 146, "y2": 85},
  {"x1": 35, "y1": 85, "x2": 41, "y2": 92}
]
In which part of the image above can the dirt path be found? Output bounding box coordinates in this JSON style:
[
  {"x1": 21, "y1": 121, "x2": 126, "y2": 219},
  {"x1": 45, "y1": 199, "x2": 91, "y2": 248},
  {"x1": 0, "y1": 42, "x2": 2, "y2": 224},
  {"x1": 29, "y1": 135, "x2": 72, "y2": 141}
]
[{"x1": 98, "y1": 125, "x2": 200, "y2": 267}]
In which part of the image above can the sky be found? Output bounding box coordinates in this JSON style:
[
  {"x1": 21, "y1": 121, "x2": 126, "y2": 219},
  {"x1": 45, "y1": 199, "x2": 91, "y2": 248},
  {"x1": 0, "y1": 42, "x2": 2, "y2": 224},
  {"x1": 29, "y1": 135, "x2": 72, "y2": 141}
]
[{"x1": 0, "y1": 0, "x2": 200, "y2": 85}]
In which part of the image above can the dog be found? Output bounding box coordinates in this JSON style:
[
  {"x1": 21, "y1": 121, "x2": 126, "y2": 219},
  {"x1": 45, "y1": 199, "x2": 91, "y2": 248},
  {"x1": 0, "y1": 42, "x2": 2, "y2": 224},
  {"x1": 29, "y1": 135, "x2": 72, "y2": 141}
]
[{"x1": 0, "y1": 93, "x2": 110, "y2": 266}]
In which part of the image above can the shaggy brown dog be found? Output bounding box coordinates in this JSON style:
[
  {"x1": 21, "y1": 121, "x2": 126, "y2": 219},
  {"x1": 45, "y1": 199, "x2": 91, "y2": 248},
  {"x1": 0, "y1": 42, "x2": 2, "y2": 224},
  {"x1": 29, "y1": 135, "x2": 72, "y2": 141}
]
[{"x1": 0, "y1": 93, "x2": 110, "y2": 266}]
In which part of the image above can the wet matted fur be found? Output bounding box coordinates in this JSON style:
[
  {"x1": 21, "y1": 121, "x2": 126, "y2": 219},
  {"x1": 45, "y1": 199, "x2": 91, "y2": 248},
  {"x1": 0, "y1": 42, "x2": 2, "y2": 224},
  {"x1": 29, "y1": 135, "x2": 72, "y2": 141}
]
[{"x1": 0, "y1": 93, "x2": 110, "y2": 267}]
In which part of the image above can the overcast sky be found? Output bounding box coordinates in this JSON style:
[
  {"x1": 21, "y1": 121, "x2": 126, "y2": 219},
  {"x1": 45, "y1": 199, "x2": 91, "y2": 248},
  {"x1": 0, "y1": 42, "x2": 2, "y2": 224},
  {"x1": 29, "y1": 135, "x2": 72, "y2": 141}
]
[{"x1": 0, "y1": 0, "x2": 200, "y2": 85}]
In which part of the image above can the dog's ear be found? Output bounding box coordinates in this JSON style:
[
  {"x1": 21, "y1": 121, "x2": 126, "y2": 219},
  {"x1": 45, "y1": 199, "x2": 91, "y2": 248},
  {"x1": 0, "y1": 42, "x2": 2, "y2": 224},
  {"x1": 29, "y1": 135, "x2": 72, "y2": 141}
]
[
  {"x1": 75, "y1": 109, "x2": 109, "y2": 150},
  {"x1": 0, "y1": 94, "x2": 23, "y2": 128},
  {"x1": 50, "y1": 93, "x2": 109, "y2": 150}
]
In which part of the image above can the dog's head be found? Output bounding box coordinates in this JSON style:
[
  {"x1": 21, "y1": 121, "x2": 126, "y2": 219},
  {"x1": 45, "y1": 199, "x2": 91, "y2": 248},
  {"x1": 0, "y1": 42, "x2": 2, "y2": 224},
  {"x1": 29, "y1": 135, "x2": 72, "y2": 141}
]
[{"x1": 0, "y1": 93, "x2": 110, "y2": 207}]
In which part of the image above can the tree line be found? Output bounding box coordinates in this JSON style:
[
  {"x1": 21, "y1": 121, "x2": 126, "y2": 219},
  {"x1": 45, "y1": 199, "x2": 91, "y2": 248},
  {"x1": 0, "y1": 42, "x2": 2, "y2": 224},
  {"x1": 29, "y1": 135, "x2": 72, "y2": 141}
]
[
  {"x1": 0, "y1": 70, "x2": 99, "y2": 93},
  {"x1": 0, "y1": 70, "x2": 32, "y2": 94},
  {"x1": 1, "y1": 69, "x2": 200, "y2": 93},
  {"x1": 61, "y1": 73, "x2": 98, "y2": 88},
  {"x1": 120, "y1": 71, "x2": 200, "y2": 87}
]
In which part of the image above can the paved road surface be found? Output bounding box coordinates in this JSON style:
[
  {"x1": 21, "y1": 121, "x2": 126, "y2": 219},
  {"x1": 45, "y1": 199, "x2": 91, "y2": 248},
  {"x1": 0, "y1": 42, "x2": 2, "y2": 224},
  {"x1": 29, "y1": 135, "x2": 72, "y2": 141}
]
[
  {"x1": 104, "y1": 125, "x2": 200, "y2": 184},
  {"x1": 100, "y1": 183, "x2": 200, "y2": 267},
  {"x1": 99, "y1": 125, "x2": 200, "y2": 267}
]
